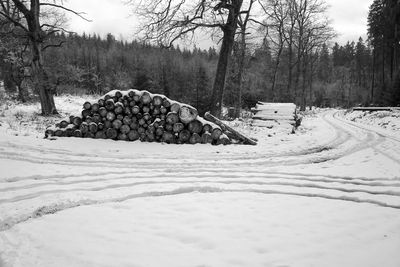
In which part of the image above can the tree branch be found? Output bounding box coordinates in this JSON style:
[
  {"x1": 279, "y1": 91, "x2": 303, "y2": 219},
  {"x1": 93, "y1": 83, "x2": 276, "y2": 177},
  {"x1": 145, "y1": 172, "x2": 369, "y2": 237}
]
[
  {"x1": 41, "y1": 40, "x2": 66, "y2": 51},
  {"x1": 40, "y1": 3, "x2": 92, "y2": 22}
]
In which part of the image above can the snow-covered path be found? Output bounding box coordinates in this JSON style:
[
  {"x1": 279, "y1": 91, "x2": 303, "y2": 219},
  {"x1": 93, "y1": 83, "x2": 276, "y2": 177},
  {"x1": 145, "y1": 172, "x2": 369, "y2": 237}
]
[{"x1": 0, "y1": 110, "x2": 400, "y2": 267}]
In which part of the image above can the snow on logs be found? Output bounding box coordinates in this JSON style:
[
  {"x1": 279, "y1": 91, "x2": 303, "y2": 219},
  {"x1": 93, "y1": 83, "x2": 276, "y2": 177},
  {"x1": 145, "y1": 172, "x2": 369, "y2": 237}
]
[{"x1": 45, "y1": 89, "x2": 255, "y2": 145}]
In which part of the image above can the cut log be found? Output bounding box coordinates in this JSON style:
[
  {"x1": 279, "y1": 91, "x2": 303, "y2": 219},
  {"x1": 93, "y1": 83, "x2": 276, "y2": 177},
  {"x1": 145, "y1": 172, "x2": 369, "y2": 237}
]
[
  {"x1": 74, "y1": 129, "x2": 82, "y2": 138},
  {"x1": 153, "y1": 95, "x2": 163, "y2": 106},
  {"x1": 114, "y1": 102, "x2": 124, "y2": 114},
  {"x1": 140, "y1": 91, "x2": 152, "y2": 104},
  {"x1": 178, "y1": 129, "x2": 191, "y2": 143},
  {"x1": 45, "y1": 127, "x2": 56, "y2": 137},
  {"x1": 106, "y1": 111, "x2": 116, "y2": 121},
  {"x1": 202, "y1": 123, "x2": 212, "y2": 134},
  {"x1": 138, "y1": 118, "x2": 146, "y2": 126},
  {"x1": 122, "y1": 116, "x2": 132, "y2": 125},
  {"x1": 128, "y1": 90, "x2": 135, "y2": 98},
  {"x1": 160, "y1": 106, "x2": 168, "y2": 114},
  {"x1": 166, "y1": 112, "x2": 180, "y2": 124},
  {"x1": 201, "y1": 132, "x2": 213, "y2": 144},
  {"x1": 120, "y1": 124, "x2": 130, "y2": 134},
  {"x1": 104, "y1": 120, "x2": 112, "y2": 129},
  {"x1": 98, "y1": 99, "x2": 105, "y2": 107},
  {"x1": 133, "y1": 94, "x2": 140, "y2": 102},
  {"x1": 59, "y1": 120, "x2": 69, "y2": 128},
  {"x1": 95, "y1": 131, "x2": 106, "y2": 139},
  {"x1": 142, "y1": 105, "x2": 150, "y2": 113},
  {"x1": 204, "y1": 112, "x2": 257, "y2": 145},
  {"x1": 162, "y1": 98, "x2": 171, "y2": 108},
  {"x1": 81, "y1": 109, "x2": 91, "y2": 119},
  {"x1": 352, "y1": 107, "x2": 395, "y2": 111},
  {"x1": 128, "y1": 130, "x2": 139, "y2": 141},
  {"x1": 69, "y1": 115, "x2": 75, "y2": 124},
  {"x1": 156, "y1": 126, "x2": 164, "y2": 136},
  {"x1": 80, "y1": 122, "x2": 89, "y2": 134},
  {"x1": 165, "y1": 123, "x2": 173, "y2": 132},
  {"x1": 92, "y1": 114, "x2": 101, "y2": 123},
  {"x1": 99, "y1": 107, "x2": 107, "y2": 117},
  {"x1": 252, "y1": 115, "x2": 296, "y2": 121},
  {"x1": 112, "y1": 119, "x2": 123, "y2": 130},
  {"x1": 162, "y1": 132, "x2": 175, "y2": 143},
  {"x1": 116, "y1": 114, "x2": 124, "y2": 121},
  {"x1": 170, "y1": 103, "x2": 181, "y2": 113},
  {"x1": 173, "y1": 122, "x2": 184, "y2": 133},
  {"x1": 83, "y1": 101, "x2": 91, "y2": 110},
  {"x1": 115, "y1": 91, "x2": 123, "y2": 99},
  {"x1": 129, "y1": 121, "x2": 139, "y2": 130},
  {"x1": 143, "y1": 113, "x2": 151, "y2": 121},
  {"x1": 132, "y1": 105, "x2": 140, "y2": 114},
  {"x1": 89, "y1": 122, "x2": 98, "y2": 133},
  {"x1": 211, "y1": 128, "x2": 223, "y2": 140},
  {"x1": 179, "y1": 105, "x2": 198, "y2": 124},
  {"x1": 188, "y1": 119, "x2": 202, "y2": 134},
  {"x1": 85, "y1": 116, "x2": 93, "y2": 124},
  {"x1": 105, "y1": 99, "x2": 115, "y2": 110},
  {"x1": 106, "y1": 128, "x2": 118, "y2": 139},
  {"x1": 153, "y1": 107, "x2": 160, "y2": 115},
  {"x1": 117, "y1": 133, "x2": 128, "y2": 141},
  {"x1": 54, "y1": 128, "x2": 64, "y2": 136},
  {"x1": 216, "y1": 133, "x2": 231, "y2": 145},
  {"x1": 91, "y1": 103, "x2": 99, "y2": 112},
  {"x1": 189, "y1": 133, "x2": 202, "y2": 144}
]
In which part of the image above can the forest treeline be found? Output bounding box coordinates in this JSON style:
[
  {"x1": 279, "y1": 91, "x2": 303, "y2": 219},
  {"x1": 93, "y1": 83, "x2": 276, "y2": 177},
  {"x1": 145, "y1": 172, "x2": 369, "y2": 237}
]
[
  {"x1": 1, "y1": 0, "x2": 399, "y2": 116},
  {"x1": 0, "y1": 32, "x2": 383, "y2": 111}
]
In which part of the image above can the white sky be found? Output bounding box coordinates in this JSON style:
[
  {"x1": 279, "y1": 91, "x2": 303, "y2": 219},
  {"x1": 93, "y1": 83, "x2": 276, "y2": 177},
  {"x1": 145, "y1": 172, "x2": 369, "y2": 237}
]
[{"x1": 65, "y1": 0, "x2": 370, "y2": 48}]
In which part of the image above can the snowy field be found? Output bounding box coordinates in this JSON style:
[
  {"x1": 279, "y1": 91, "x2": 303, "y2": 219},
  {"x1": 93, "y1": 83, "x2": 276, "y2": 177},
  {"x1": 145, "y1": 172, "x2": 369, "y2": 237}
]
[{"x1": 1, "y1": 97, "x2": 400, "y2": 267}]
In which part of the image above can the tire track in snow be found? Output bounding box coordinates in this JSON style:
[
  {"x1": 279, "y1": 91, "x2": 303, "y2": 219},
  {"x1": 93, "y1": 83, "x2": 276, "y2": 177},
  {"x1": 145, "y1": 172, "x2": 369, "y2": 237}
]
[
  {"x1": 2, "y1": 172, "x2": 399, "y2": 193},
  {"x1": 332, "y1": 111, "x2": 400, "y2": 164},
  {"x1": 2, "y1": 178, "x2": 400, "y2": 204},
  {"x1": 1, "y1": 185, "x2": 400, "y2": 232},
  {"x1": 3, "y1": 168, "x2": 398, "y2": 184}
]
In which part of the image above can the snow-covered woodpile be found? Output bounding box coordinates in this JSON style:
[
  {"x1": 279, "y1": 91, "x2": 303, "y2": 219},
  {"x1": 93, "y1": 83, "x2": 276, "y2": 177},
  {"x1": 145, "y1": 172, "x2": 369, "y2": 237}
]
[
  {"x1": 251, "y1": 102, "x2": 301, "y2": 132},
  {"x1": 45, "y1": 89, "x2": 255, "y2": 145}
]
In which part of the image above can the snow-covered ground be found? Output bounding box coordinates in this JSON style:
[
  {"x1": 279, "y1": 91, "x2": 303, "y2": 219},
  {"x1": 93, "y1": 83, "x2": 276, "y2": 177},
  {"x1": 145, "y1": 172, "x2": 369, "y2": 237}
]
[
  {"x1": 344, "y1": 109, "x2": 400, "y2": 132},
  {"x1": 0, "y1": 97, "x2": 400, "y2": 267}
]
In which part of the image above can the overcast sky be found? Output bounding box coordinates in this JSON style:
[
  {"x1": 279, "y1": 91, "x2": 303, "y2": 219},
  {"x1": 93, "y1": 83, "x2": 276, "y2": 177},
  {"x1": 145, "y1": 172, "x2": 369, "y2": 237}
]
[{"x1": 66, "y1": 0, "x2": 371, "y2": 48}]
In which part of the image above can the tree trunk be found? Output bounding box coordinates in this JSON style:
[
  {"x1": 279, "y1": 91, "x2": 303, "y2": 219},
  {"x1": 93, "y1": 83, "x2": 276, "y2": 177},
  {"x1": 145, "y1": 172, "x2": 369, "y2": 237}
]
[
  {"x1": 287, "y1": 39, "x2": 293, "y2": 100},
  {"x1": 300, "y1": 55, "x2": 307, "y2": 111},
  {"x1": 31, "y1": 39, "x2": 58, "y2": 115},
  {"x1": 204, "y1": 112, "x2": 256, "y2": 145},
  {"x1": 271, "y1": 42, "x2": 283, "y2": 102},
  {"x1": 234, "y1": 30, "x2": 246, "y2": 118},
  {"x1": 209, "y1": 0, "x2": 243, "y2": 117},
  {"x1": 371, "y1": 48, "x2": 375, "y2": 103},
  {"x1": 27, "y1": 0, "x2": 58, "y2": 115}
]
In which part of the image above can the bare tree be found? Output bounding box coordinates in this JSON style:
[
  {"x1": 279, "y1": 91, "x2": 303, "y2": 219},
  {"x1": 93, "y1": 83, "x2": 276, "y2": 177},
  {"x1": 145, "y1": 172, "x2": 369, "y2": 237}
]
[
  {"x1": 0, "y1": 0, "x2": 89, "y2": 115},
  {"x1": 260, "y1": 0, "x2": 288, "y2": 101},
  {"x1": 260, "y1": 0, "x2": 334, "y2": 105},
  {"x1": 129, "y1": 0, "x2": 268, "y2": 117}
]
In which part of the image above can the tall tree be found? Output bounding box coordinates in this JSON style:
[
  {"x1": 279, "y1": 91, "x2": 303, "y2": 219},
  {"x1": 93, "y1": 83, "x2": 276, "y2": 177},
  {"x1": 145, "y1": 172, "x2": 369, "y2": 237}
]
[
  {"x1": 129, "y1": 0, "x2": 266, "y2": 117},
  {"x1": 0, "y1": 0, "x2": 88, "y2": 114}
]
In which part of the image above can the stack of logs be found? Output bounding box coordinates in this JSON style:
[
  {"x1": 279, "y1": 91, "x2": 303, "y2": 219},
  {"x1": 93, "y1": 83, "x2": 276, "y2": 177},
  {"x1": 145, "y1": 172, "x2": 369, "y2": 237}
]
[{"x1": 45, "y1": 89, "x2": 238, "y2": 145}]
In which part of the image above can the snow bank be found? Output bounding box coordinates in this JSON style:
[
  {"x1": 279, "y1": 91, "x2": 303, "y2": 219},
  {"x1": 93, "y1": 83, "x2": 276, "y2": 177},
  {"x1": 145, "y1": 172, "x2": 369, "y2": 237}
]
[{"x1": 344, "y1": 109, "x2": 400, "y2": 133}]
